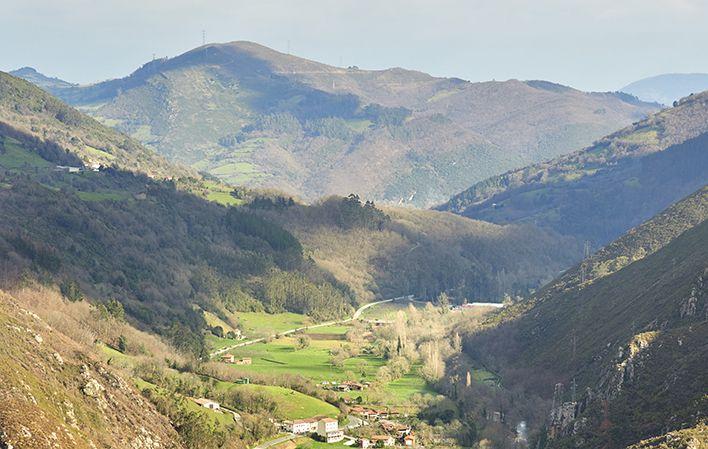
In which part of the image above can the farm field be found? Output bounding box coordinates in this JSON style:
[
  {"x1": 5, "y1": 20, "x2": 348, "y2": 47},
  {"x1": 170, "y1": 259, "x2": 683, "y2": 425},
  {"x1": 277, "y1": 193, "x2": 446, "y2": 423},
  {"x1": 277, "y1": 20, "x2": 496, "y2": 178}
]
[
  {"x1": 216, "y1": 323, "x2": 433, "y2": 407},
  {"x1": 0, "y1": 137, "x2": 52, "y2": 169},
  {"x1": 210, "y1": 381, "x2": 340, "y2": 420},
  {"x1": 204, "y1": 310, "x2": 318, "y2": 352}
]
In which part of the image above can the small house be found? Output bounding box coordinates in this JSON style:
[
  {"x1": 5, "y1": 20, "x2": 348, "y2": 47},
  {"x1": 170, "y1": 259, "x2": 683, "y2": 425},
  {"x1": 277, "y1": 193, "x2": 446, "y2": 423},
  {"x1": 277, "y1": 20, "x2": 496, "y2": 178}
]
[
  {"x1": 341, "y1": 380, "x2": 366, "y2": 391},
  {"x1": 194, "y1": 398, "x2": 220, "y2": 410},
  {"x1": 381, "y1": 420, "x2": 411, "y2": 437},
  {"x1": 403, "y1": 434, "x2": 415, "y2": 447},
  {"x1": 221, "y1": 354, "x2": 235, "y2": 364},
  {"x1": 235, "y1": 357, "x2": 252, "y2": 365},
  {"x1": 285, "y1": 418, "x2": 318, "y2": 434},
  {"x1": 371, "y1": 435, "x2": 395, "y2": 447},
  {"x1": 316, "y1": 418, "x2": 343, "y2": 442},
  {"x1": 359, "y1": 438, "x2": 371, "y2": 449}
]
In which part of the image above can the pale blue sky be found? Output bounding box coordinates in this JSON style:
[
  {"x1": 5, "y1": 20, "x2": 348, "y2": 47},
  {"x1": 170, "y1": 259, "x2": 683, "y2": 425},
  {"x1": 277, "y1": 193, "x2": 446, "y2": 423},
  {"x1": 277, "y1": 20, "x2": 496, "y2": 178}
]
[{"x1": 2, "y1": 0, "x2": 707, "y2": 91}]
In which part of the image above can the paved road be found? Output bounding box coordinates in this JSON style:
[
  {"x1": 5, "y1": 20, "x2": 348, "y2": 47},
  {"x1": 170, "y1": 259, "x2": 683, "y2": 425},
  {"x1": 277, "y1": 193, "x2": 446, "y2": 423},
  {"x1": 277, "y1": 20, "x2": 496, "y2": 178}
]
[
  {"x1": 210, "y1": 295, "x2": 414, "y2": 358},
  {"x1": 252, "y1": 433, "x2": 297, "y2": 449}
]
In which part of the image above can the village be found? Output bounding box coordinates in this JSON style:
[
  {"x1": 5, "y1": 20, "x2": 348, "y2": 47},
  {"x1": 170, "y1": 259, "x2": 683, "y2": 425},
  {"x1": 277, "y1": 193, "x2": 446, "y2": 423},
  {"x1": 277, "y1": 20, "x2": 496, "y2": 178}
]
[
  {"x1": 190, "y1": 392, "x2": 417, "y2": 449},
  {"x1": 188, "y1": 296, "x2": 488, "y2": 449}
]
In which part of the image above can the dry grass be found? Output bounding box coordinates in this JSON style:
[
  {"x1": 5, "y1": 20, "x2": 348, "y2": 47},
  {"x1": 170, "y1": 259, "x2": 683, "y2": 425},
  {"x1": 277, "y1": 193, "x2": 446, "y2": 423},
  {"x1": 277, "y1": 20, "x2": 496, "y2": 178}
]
[{"x1": 7, "y1": 284, "x2": 184, "y2": 366}]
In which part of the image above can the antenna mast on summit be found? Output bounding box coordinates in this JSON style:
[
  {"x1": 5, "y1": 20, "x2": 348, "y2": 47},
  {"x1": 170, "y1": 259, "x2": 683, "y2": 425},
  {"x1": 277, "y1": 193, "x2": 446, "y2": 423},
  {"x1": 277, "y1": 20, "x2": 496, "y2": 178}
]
[{"x1": 202, "y1": 30, "x2": 206, "y2": 46}]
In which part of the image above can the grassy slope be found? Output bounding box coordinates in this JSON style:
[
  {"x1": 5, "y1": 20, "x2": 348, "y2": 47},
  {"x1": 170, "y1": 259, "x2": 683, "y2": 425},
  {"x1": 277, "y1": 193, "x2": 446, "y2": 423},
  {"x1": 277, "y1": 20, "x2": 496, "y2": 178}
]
[
  {"x1": 216, "y1": 326, "x2": 433, "y2": 407},
  {"x1": 28, "y1": 42, "x2": 658, "y2": 207},
  {"x1": 442, "y1": 90, "x2": 708, "y2": 246},
  {"x1": 0, "y1": 71, "x2": 190, "y2": 179},
  {"x1": 212, "y1": 381, "x2": 339, "y2": 420},
  {"x1": 0, "y1": 290, "x2": 183, "y2": 449}
]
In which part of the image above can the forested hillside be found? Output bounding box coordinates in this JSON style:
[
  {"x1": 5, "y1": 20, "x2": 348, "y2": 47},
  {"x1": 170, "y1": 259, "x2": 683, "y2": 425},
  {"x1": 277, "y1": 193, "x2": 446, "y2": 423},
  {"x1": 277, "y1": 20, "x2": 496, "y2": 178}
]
[
  {"x1": 251, "y1": 194, "x2": 580, "y2": 303},
  {"x1": 441, "y1": 90, "x2": 708, "y2": 247},
  {"x1": 14, "y1": 41, "x2": 658, "y2": 206},
  {"x1": 447, "y1": 187, "x2": 708, "y2": 449},
  {"x1": 0, "y1": 71, "x2": 192, "y2": 179},
  {"x1": 0, "y1": 70, "x2": 582, "y2": 358}
]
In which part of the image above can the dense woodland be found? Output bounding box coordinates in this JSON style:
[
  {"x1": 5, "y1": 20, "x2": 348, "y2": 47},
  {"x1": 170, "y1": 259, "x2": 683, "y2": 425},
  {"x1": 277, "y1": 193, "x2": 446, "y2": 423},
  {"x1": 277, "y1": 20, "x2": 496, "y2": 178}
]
[{"x1": 0, "y1": 126, "x2": 357, "y2": 356}]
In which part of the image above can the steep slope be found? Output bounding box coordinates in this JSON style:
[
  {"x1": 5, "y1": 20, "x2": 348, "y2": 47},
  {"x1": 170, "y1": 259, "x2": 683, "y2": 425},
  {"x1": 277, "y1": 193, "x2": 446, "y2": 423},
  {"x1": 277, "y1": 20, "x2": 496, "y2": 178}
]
[
  {"x1": 621, "y1": 73, "x2": 708, "y2": 106},
  {"x1": 441, "y1": 90, "x2": 708, "y2": 247},
  {"x1": 454, "y1": 188, "x2": 708, "y2": 449},
  {"x1": 0, "y1": 71, "x2": 192, "y2": 179},
  {"x1": 17, "y1": 41, "x2": 658, "y2": 206},
  {"x1": 0, "y1": 290, "x2": 183, "y2": 449}
]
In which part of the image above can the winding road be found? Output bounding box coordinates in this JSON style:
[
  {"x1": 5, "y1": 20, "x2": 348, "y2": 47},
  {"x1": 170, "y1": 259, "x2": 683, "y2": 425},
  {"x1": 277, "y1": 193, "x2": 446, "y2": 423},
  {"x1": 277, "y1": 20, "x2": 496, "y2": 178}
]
[{"x1": 210, "y1": 295, "x2": 414, "y2": 358}]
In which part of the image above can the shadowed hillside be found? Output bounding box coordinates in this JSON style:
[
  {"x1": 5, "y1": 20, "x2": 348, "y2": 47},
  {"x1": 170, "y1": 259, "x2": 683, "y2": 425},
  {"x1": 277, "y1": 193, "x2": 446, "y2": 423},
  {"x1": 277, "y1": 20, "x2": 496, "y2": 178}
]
[
  {"x1": 441, "y1": 90, "x2": 708, "y2": 248},
  {"x1": 446, "y1": 187, "x2": 708, "y2": 449}
]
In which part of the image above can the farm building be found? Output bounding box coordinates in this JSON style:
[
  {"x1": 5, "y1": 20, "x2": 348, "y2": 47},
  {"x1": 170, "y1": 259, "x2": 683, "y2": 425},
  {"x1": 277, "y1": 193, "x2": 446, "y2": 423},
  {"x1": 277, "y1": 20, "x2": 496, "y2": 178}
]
[
  {"x1": 403, "y1": 434, "x2": 416, "y2": 447},
  {"x1": 235, "y1": 357, "x2": 252, "y2": 365},
  {"x1": 339, "y1": 380, "x2": 367, "y2": 391},
  {"x1": 284, "y1": 418, "x2": 318, "y2": 434},
  {"x1": 194, "y1": 398, "x2": 220, "y2": 410},
  {"x1": 317, "y1": 418, "x2": 344, "y2": 443},
  {"x1": 371, "y1": 435, "x2": 395, "y2": 447},
  {"x1": 221, "y1": 354, "x2": 235, "y2": 363}
]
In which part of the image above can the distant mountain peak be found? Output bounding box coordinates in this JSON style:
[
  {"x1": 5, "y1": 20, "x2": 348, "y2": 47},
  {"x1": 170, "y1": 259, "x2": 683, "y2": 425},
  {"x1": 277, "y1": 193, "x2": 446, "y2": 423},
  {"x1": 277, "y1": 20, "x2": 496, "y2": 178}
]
[
  {"x1": 9, "y1": 66, "x2": 76, "y2": 90},
  {"x1": 621, "y1": 73, "x2": 708, "y2": 106}
]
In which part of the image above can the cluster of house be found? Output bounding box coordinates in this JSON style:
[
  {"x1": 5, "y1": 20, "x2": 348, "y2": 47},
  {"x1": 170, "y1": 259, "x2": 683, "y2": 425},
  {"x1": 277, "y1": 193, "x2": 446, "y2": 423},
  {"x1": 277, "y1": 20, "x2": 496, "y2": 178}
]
[
  {"x1": 348, "y1": 406, "x2": 398, "y2": 421},
  {"x1": 322, "y1": 380, "x2": 369, "y2": 392},
  {"x1": 359, "y1": 433, "x2": 415, "y2": 448},
  {"x1": 284, "y1": 417, "x2": 344, "y2": 443},
  {"x1": 220, "y1": 354, "x2": 252, "y2": 365},
  {"x1": 360, "y1": 420, "x2": 415, "y2": 447}
]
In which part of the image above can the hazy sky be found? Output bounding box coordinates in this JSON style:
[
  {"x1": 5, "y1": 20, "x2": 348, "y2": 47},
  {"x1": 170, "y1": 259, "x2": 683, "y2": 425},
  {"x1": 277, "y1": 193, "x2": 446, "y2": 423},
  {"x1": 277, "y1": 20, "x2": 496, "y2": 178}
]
[{"x1": 2, "y1": 0, "x2": 707, "y2": 91}]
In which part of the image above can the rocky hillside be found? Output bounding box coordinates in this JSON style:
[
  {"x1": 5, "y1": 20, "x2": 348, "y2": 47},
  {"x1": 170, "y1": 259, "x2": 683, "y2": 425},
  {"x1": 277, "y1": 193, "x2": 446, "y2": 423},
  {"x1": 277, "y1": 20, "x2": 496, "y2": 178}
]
[
  {"x1": 441, "y1": 90, "x2": 708, "y2": 247},
  {"x1": 15, "y1": 41, "x2": 658, "y2": 206},
  {"x1": 0, "y1": 289, "x2": 183, "y2": 449},
  {"x1": 454, "y1": 187, "x2": 708, "y2": 449}
]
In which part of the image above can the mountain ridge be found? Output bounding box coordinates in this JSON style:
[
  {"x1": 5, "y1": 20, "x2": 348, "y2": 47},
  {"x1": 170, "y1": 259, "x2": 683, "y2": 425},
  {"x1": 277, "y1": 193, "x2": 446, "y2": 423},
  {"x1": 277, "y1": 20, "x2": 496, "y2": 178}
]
[
  {"x1": 440, "y1": 89, "x2": 708, "y2": 247},
  {"x1": 621, "y1": 72, "x2": 708, "y2": 106},
  {"x1": 12, "y1": 41, "x2": 659, "y2": 206}
]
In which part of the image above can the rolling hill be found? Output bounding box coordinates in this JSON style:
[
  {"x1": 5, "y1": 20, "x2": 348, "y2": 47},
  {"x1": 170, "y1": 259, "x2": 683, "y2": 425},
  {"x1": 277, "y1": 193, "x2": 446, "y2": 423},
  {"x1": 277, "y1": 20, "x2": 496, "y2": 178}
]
[
  {"x1": 440, "y1": 90, "x2": 708, "y2": 248},
  {"x1": 621, "y1": 73, "x2": 708, "y2": 106},
  {"x1": 0, "y1": 70, "x2": 580, "y2": 356},
  {"x1": 14, "y1": 41, "x2": 659, "y2": 206},
  {"x1": 452, "y1": 187, "x2": 708, "y2": 449}
]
